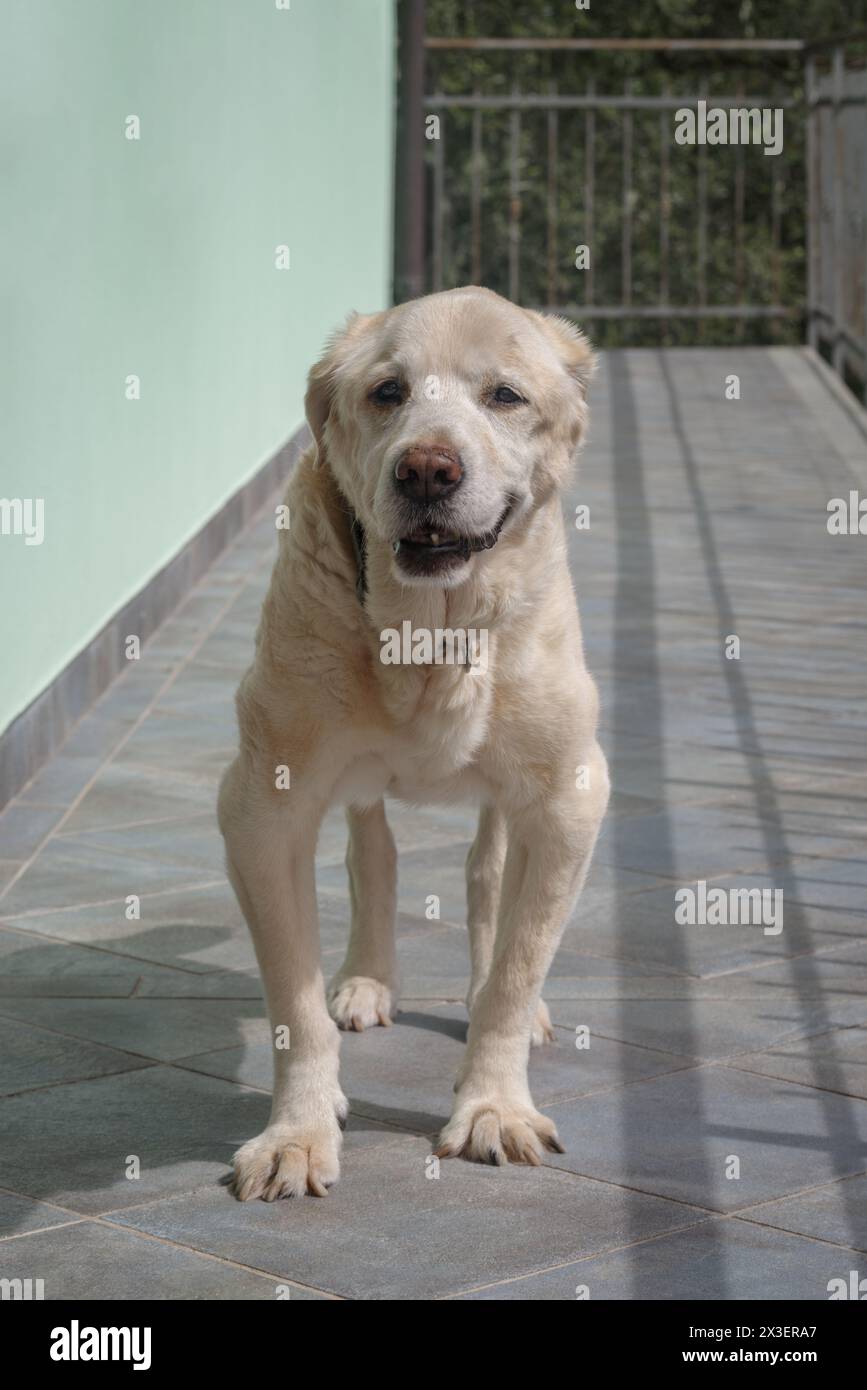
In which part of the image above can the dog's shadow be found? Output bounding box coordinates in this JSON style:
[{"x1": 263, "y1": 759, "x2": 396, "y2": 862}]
[{"x1": 0, "y1": 923, "x2": 465, "y2": 1235}]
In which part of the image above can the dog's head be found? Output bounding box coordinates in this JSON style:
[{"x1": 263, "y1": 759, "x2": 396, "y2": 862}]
[{"x1": 305, "y1": 287, "x2": 595, "y2": 587}]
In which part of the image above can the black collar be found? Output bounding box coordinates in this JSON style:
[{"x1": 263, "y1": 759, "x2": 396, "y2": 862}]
[{"x1": 349, "y1": 514, "x2": 367, "y2": 604}]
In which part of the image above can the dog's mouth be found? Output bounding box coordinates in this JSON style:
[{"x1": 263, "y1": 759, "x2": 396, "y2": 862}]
[{"x1": 393, "y1": 500, "x2": 514, "y2": 578}]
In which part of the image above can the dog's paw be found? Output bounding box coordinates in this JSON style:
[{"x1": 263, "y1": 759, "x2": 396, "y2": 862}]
[
  {"x1": 435, "y1": 1098, "x2": 565, "y2": 1167},
  {"x1": 328, "y1": 975, "x2": 396, "y2": 1031},
  {"x1": 531, "y1": 999, "x2": 556, "y2": 1046},
  {"x1": 231, "y1": 1118, "x2": 343, "y2": 1202}
]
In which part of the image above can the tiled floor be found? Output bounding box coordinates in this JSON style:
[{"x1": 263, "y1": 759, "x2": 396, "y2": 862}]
[{"x1": 1, "y1": 347, "x2": 866, "y2": 1300}]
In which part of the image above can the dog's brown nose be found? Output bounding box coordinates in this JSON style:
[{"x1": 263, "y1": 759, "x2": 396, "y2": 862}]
[{"x1": 394, "y1": 443, "x2": 463, "y2": 503}]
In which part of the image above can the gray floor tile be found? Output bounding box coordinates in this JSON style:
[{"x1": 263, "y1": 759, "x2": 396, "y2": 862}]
[
  {"x1": 316, "y1": 901, "x2": 440, "y2": 957},
  {"x1": 456, "y1": 1218, "x2": 856, "y2": 1300},
  {"x1": 742, "y1": 1173, "x2": 867, "y2": 1252},
  {"x1": 16, "y1": 754, "x2": 104, "y2": 808},
  {"x1": 729, "y1": 1026, "x2": 867, "y2": 1101},
  {"x1": 60, "y1": 818, "x2": 225, "y2": 876},
  {"x1": 59, "y1": 764, "x2": 215, "y2": 835},
  {"x1": 0, "y1": 1219, "x2": 329, "y2": 1299},
  {"x1": 546, "y1": 983, "x2": 867, "y2": 1060},
  {"x1": 315, "y1": 802, "x2": 477, "y2": 869},
  {"x1": 561, "y1": 871, "x2": 867, "y2": 977},
  {"x1": 1, "y1": 881, "x2": 253, "y2": 973},
  {"x1": 0, "y1": 997, "x2": 266, "y2": 1063},
  {"x1": 0, "y1": 925, "x2": 142, "y2": 996},
  {"x1": 133, "y1": 969, "x2": 262, "y2": 999},
  {"x1": 0, "y1": 1063, "x2": 394, "y2": 1218},
  {"x1": 0, "y1": 1065, "x2": 263, "y2": 1213},
  {"x1": 0, "y1": 804, "x2": 65, "y2": 859},
  {"x1": 112, "y1": 713, "x2": 235, "y2": 783},
  {"x1": 0, "y1": 1190, "x2": 78, "y2": 1238},
  {"x1": 544, "y1": 1065, "x2": 867, "y2": 1211},
  {"x1": 0, "y1": 839, "x2": 212, "y2": 917},
  {"x1": 393, "y1": 928, "x2": 671, "y2": 1000},
  {"x1": 181, "y1": 1003, "x2": 693, "y2": 1130},
  {"x1": 593, "y1": 804, "x2": 854, "y2": 880},
  {"x1": 0, "y1": 1014, "x2": 148, "y2": 1096},
  {"x1": 0, "y1": 861, "x2": 24, "y2": 894},
  {"x1": 114, "y1": 1134, "x2": 706, "y2": 1299},
  {"x1": 733, "y1": 943, "x2": 867, "y2": 996},
  {"x1": 317, "y1": 839, "x2": 667, "y2": 927},
  {"x1": 0, "y1": 975, "x2": 141, "y2": 999}
]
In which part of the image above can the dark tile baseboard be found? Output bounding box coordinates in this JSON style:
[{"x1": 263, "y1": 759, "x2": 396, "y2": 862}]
[{"x1": 0, "y1": 425, "x2": 309, "y2": 813}]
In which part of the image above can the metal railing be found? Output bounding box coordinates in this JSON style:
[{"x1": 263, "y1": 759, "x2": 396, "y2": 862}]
[
  {"x1": 425, "y1": 80, "x2": 796, "y2": 324},
  {"x1": 806, "y1": 37, "x2": 867, "y2": 397},
  {"x1": 394, "y1": 20, "x2": 867, "y2": 398}
]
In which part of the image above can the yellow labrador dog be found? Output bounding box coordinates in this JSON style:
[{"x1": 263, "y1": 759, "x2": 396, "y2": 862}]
[{"x1": 218, "y1": 286, "x2": 609, "y2": 1201}]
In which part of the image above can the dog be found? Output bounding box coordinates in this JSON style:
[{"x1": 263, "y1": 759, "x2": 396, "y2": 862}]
[{"x1": 218, "y1": 286, "x2": 609, "y2": 1201}]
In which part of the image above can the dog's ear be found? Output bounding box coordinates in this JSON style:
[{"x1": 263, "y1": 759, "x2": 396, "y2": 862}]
[
  {"x1": 525, "y1": 311, "x2": 597, "y2": 398},
  {"x1": 304, "y1": 311, "x2": 381, "y2": 464}
]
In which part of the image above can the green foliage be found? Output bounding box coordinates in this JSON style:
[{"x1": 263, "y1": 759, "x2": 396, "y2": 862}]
[{"x1": 419, "y1": 0, "x2": 864, "y2": 345}]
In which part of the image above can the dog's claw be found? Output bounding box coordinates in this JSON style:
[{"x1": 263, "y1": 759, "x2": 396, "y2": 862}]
[
  {"x1": 437, "y1": 1100, "x2": 563, "y2": 1168},
  {"x1": 231, "y1": 1120, "x2": 343, "y2": 1202}
]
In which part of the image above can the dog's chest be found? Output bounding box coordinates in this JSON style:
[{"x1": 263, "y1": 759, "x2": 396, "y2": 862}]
[
  {"x1": 334, "y1": 659, "x2": 494, "y2": 808},
  {"x1": 383, "y1": 658, "x2": 493, "y2": 770}
]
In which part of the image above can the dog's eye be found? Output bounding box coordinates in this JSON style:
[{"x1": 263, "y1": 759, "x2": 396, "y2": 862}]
[
  {"x1": 370, "y1": 379, "x2": 404, "y2": 406},
  {"x1": 490, "y1": 384, "x2": 525, "y2": 406}
]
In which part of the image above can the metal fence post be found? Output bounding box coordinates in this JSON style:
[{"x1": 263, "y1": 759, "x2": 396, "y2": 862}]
[
  {"x1": 622, "y1": 80, "x2": 633, "y2": 309},
  {"x1": 508, "y1": 87, "x2": 522, "y2": 303},
  {"x1": 831, "y1": 45, "x2": 845, "y2": 374},
  {"x1": 395, "y1": 0, "x2": 427, "y2": 303},
  {"x1": 584, "y1": 78, "x2": 595, "y2": 309},
  {"x1": 805, "y1": 53, "x2": 819, "y2": 350}
]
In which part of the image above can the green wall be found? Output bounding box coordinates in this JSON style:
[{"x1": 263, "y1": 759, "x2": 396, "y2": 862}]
[{"x1": 0, "y1": 0, "x2": 394, "y2": 735}]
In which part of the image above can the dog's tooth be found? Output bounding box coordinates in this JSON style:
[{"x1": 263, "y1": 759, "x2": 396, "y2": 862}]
[{"x1": 430, "y1": 533, "x2": 439, "y2": 544}]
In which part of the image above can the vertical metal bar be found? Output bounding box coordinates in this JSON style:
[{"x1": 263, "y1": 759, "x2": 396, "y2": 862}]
[
  {"x1": 832, "y1": 45, "x2": 845, "y2": 375},
  {"x1": 862, "y1": 77, "x2": 867, "y2": 402},
  {"x1": 734, "y1": 79, "x2": 745, "y2": 339},
  {"x1": 659, "y1": 85, "x2": 670, "y2": 308},
  {"x1": 509, "y1": 88, "x2": 521, "y2": 302},
  {"x1": 697, "y1": 142, "x2": 708, "y2": 339},
  {"x1": 771, "y1": 153, "x2": 784, "y2": 339},
  {"x1": 622, "y1": 80, "x2": 633, "y2": 308},
  {"x1": 396, "y1": 0, "x2": 427, "y2": 301},
  {"x1": 805, "y1": 54, "x2": 819, "y2": 350},
  {"x1": 432, "y1": 93, "x2": 444, "y2": 291},
  {"x1": 546, "y1": 82, "x2": 559, "y2": 307},
  {"x1": 470, "y1": 93, "x2": 482, "y2": 284},
  {"x1": 585, "y1": 78, "x2": 595, "y2": 307}
]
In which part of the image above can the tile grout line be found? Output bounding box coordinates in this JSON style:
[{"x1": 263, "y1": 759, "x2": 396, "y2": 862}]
[
  {"x1": 0, "y1": 877, "x2": 228, "y2": 923},
  {"x1": 437, "y1": 1219, "x2": 719, "y2": 1298},
  {"x1": 0, "y1": 502, "x2": 281, "y2": 908},
  {"x1": 53, "y1": 809, "x2": 217, "y2": 839},
  {"x1": 0, "y1": 913, "x2": 237, "y2": 977},
  {"x1": 90, "y1": 1214, "x2": 345, "y2": 1298},
  {"x1": 439, "y1": 1208, "x2": 867, "y2": 1300}
]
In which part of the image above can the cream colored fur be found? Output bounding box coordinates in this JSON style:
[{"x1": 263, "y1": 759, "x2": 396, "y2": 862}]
[{"x1": 218, "y1": 287, "x2": 609, "y2": 1201}]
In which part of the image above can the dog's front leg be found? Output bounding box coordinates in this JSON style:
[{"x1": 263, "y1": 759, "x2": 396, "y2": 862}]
[
  {"x1": 219, "y1": 757, "x2": 345, "y2": 1201},
  {"x1": 439, "y1": 744, "x2": 609, "y2": 1165},
  {"x1": 327, "y1": 800, "x2": 398, "y2": 1031},
  {"x1": 465, "y1": 804, "x2": 555, "y2": 1046}
]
